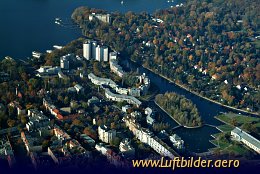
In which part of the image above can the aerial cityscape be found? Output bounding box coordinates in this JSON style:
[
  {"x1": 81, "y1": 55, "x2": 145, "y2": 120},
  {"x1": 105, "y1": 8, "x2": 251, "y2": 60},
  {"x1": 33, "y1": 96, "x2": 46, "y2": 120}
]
[{"x1": 0, "y1": 0, "x2": 259, "y2": 174}]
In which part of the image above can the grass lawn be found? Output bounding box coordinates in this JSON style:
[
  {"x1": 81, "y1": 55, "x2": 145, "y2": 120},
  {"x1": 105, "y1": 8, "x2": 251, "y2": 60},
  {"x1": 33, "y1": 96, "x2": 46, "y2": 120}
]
[
  {"x1": 211, "y1": 139, "x2": 230, "y2": 149},
  {"x1": 217, "y1": 124, "x2": 234, "y2": 132},
  {"x1": 224, "y1": 143, "x2": 251, "y2": 156},
  {"x1": 215, "y1": 113, "x2": 260, "y2": 130},
  {"x1": 210, "y1": 113, "x2": 258, "y2": 157},
  {"x1": 211, "y1": 132, "x2": 222, "y2": 138}
]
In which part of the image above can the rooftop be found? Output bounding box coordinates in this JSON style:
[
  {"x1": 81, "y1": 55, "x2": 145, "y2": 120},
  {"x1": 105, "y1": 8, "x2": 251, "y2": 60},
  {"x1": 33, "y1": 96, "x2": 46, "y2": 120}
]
[{"x1": 232, "y1": 127, "x2": 260, "y2": 148}]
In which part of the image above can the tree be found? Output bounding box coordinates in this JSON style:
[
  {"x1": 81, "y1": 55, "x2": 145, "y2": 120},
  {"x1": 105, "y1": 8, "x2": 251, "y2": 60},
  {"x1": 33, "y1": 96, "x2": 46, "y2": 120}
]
[{"x1": 7, "y1": 119, "x2": 16, "y2": 127}]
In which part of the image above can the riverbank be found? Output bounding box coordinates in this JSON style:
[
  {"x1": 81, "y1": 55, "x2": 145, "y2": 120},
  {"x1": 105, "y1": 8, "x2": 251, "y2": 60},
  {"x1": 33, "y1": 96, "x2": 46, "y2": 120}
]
[{"x1": 142, "y1": 64, "x2": 259, "y2": 117}]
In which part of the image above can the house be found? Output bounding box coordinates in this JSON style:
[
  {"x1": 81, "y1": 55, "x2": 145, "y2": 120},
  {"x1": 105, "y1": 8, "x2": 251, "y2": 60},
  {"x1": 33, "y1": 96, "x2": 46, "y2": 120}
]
[{"x1": 74, "y1": 84, "x2": 84, "y2": 94}]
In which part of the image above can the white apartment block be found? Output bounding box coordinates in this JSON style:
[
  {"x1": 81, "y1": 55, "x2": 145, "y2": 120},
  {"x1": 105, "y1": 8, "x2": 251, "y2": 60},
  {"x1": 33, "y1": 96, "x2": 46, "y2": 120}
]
[
  {"x1": 83, "y1": 40, "x2": 91, "y2": 60},
  {"x1": 98, "y1": 125, "x2": 116, "y2": 144},
  {"x1": 124, "y1": 115, "x2": 178, "y2": 159}
]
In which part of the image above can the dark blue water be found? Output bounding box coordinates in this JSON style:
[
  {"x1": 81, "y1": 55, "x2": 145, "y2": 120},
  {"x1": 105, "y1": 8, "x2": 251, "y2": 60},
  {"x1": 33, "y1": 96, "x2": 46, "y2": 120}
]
[
  {"x1": 0, "y1": 0, "x2": 223, "y2": 153},
  {"x1": 0, "y1": 0, "x2": 178, "y2": 59}
]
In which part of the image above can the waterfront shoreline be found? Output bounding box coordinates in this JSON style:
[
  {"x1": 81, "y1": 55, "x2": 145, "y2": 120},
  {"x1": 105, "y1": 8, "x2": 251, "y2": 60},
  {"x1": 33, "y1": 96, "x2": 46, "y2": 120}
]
[
  {"x1": 141, "y1": 64, "x2": 259, "y2": 117},
  {"x1": 154, "y1": 100, "x2": 204, "y2": 129}
]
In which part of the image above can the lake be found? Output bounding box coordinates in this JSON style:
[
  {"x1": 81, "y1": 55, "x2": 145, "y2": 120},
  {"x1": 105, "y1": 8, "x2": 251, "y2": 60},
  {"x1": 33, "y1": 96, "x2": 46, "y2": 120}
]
[
  {"x1": 0, "y1": 0, "x2": 227, "y2": 153},
  {"x1": 0, "y1": 0, "x2": 180, "y2": 59}
]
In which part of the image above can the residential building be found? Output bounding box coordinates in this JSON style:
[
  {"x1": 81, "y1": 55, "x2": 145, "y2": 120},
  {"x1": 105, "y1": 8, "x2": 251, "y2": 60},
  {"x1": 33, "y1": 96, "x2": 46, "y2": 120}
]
[
  {"x1": 0, "y1": 137, "x2": 16, "y2": 168},
  {"x1": 88, "y1": 73, "x2": 117, "y2": 88},
  {"x1": 104, "y1": 87, "x2": 142, "y2": 107},
  {"x1": 91, "y1": 41, "x2": 97, "y2": 59},
  {"x1": 9, "y1": 101, "x2": 25, "y2": 115},
  {"x1": 103, "y1": 46, "x2": 109, "y2": 62},
  {"x1": 21, "y1": 132, "x2": 43, "y2": 153},
  {"x1": 109, "y1": 52, "x2": 117, "y2": 60},
  {"x1": 231, "y1": 127, "x2": 260, "y2": 154},
  {"x1": 169, "y1": 134, "x2": 184, "y2": 150},
  {"x1": 124, "y1": 115, "x2": 179, "y2": 159},
  {"x1": 87, "y1": 96, "x2": 100, "y2": 106},
  {"x1": 89, "y1": 13, "x2": 111, "y2": 23},
  {"x1": 74, "y1": 84, "x2": 84, "y2": 94},
  {"x1": 26, "y1": 109, "x2": 51, "y2": 132},
  {"x1": 98, "y1": 125, "x2": 116, "y2": 144},
  {"x1": 60, "y1": 54, "x2": 71, "y2": 69},
  {"x1": 95, "y1": 143, "x2": 130, "y2": 168},
  {"x1": 83, "y1": 40, "x2": 91, "y2": 60},
  {"x1": 119, "y1": 138, "x2": 135, "y2": 155},
  {"x1": 36, "y1": 66, "x2": 61, "y2": 77},
  {"x1": 80, "y1": 134, "x2": 95, "y2": 147},
  {"x1": 110, "y1": 59, "x2": 125, "y2": 77},
  {"x1": 122, "y1": 105, "x2": 131, "y2": 113},
  {"x1": 95, "y1": 45, "x2": 102, "y2": 61},
  {"x1": 95, "y1": 143, "x2": 109, "y2": 155}
]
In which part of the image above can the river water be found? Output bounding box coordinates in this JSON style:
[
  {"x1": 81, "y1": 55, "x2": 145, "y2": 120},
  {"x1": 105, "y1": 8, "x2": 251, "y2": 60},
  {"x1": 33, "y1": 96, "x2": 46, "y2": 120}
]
[{"x1": 0, "y1": 0, "x2": 230, "y2": 153}]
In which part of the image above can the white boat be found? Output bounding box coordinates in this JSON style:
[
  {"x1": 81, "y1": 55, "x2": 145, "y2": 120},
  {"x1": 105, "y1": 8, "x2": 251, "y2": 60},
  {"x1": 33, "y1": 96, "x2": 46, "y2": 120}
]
[
  {"x1": 55, "y1": 18, "x2": 61, "y2": 21},
  {"x1": 55, "y1": 21, "x2": 60, "y2": 25},
  {"x1": 121, "y1": 1, "x2": 124, "y2": 5},
  {"x1": 53, "y1": 45, "x2": 63, "y2": 50},
  {"x1": 46, "y1": 50, "x2": 53, "y2": 53},
  {"x1": 32, "y1": 51, "x2": 42, "y2": 58}
]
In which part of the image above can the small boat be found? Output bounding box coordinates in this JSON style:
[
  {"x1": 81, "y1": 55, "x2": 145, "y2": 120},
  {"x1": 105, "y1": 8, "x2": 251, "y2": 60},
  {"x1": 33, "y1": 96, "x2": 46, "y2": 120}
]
[
  {"x1": 46, "y1": 50, "x2": 52, "y2": 54},
  {"x1": 55, "y1": 18, "x2": 61, "y2": 21},
  {"x1": 32, "y1": 51, "x2": 42, "y2": 58},
  {"x1": 121, "y1": 1, "x2": 124, "y2": 5},
  {"x1": 55, "y1": 21, "x2": 60, "y2": 25},
  {"x1": 53, "y1": 45, "x2": 63, "y2": 50}
]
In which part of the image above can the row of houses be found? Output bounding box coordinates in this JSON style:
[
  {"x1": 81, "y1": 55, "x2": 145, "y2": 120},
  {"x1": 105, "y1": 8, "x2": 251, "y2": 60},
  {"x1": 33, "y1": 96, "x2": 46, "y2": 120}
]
[
  {"x1": 95, "y1": 143, "x2": 130, "y2": 168},
  {"x1": 123, "y1": 115, "x2": 179, "y2": 159},
  {"x1": 89, "y1": 72, "x2": 150, "y2": 97},
  {"x1": 48, "y1": 126, "x2": 89, "y2": 165},
  {"x1": 43, "y1": 96, "x2": 64, "y2": 120}
]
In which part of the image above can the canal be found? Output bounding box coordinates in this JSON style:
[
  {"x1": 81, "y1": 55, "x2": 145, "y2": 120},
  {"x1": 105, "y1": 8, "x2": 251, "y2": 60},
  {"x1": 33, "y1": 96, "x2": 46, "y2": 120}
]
[{"x1": 122, "y1": 59, "x2": 226, "y2": 153}]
